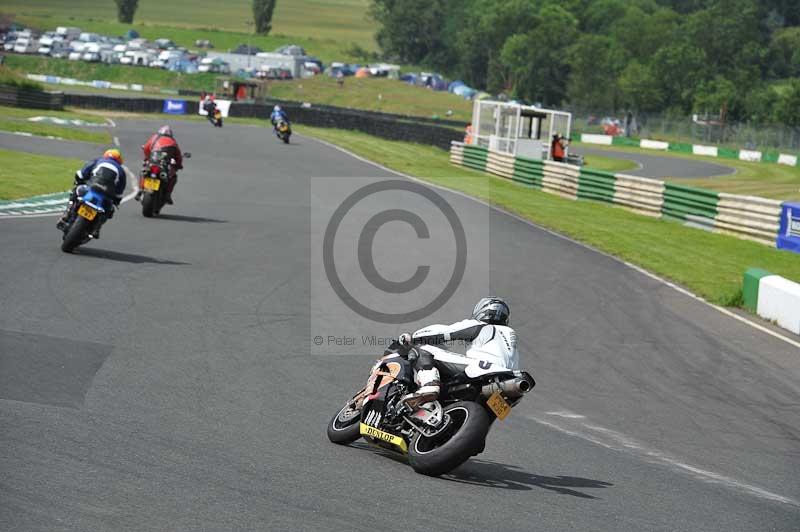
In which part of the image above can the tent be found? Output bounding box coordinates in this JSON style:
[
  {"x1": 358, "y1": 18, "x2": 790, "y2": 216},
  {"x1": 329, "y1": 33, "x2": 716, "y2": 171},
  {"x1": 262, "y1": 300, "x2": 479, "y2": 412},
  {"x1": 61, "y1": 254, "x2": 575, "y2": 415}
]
[
  {"x1": 448, "y1": 80, "x2": 465, "y2": 93},
  {"x1": 355, "y1": 67, "x2": 371, "y2": 78}
]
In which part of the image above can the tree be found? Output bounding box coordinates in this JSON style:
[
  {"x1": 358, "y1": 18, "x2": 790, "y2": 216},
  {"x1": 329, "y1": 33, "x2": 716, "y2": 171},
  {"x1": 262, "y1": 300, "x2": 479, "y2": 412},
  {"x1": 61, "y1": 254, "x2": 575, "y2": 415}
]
[
  {"x1": 618, "y1": 61, "x2": 664, "y2": 112},
  {"x1": 567, "y1": 34, "x2": 627, "y2": 111},
  {"x1": 252, "y1": 0, "x2": 277, "y2": 35},
  {"x1": 370, "y1": 0, "x2": 449, "y2": 64},
  {"x1": 774, "y1": 79, "x2": 800, "y2": 127},
  {"x1": 500, "y1": 5, "x2": 578, "y2": 105},
  {"x1": 114, "y1": 0, "x2": 138, "y2": 23}
]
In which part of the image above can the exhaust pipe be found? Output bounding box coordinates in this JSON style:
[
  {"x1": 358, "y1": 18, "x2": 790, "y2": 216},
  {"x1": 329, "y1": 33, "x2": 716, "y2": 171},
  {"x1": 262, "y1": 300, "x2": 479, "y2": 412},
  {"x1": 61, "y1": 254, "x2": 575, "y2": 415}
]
[{"x1": 481, "y1": 375, "x2": 534, "y2": 400}]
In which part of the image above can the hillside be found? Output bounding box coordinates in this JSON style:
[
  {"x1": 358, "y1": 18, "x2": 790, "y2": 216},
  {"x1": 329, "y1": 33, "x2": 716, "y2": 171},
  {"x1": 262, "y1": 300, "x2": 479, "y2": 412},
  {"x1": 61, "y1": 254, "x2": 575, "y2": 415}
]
[{"x1": 1, "y1": 0, "x2": 377, "y2": 63}]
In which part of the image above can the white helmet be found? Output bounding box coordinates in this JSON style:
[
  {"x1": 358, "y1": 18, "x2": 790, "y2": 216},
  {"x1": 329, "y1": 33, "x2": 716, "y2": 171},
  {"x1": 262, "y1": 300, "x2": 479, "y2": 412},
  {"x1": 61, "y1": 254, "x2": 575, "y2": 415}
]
[
  {"x1": 472, "y1": 297, "x2": 510, "y2": 326},
  {"x1": 274, "y1": 105, "x2": 281, "y2": 112}
]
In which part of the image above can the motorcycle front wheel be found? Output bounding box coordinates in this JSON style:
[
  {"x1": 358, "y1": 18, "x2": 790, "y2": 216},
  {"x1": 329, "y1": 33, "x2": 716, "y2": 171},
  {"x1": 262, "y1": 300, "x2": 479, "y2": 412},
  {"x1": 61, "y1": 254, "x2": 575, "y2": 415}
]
[
  {"x1": 407, "y1": 401, "x2": 490, "y2": 476},
  {"x1": 326, "y1": 397, "x2": 362, "y2": 445},
  {"x1": 61, "y1": 216, "x2": 91, "y2": 253}
]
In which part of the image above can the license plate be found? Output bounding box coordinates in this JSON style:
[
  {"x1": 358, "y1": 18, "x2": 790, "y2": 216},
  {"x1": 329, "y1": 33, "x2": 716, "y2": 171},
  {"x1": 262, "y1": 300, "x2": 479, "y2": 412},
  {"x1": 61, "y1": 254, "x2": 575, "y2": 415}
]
[
  {"x1": 143, "y1": 178, "x2": 161, "y2": 191},
  {"x1": 487, "y1": 391, "x2": 511, "y2": 420},
  {"x1": 77, "y1": 203, "x2": 97, "y2": 221}
]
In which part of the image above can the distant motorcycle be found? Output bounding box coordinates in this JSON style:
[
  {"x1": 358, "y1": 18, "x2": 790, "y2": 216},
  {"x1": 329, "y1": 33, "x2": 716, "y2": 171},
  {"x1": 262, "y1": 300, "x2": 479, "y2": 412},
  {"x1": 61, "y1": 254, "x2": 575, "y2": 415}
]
[
  {"x1": 275, "y1": 120, "x2": 291, "y2": 143},
  {"x1": 59, "y1": 175, "x2": 115, "y2": 253},
  {"x1": 211, "y1": 108, "x2": 223, "y2": 128},
  {"x1": 140, "y1": 151, "x2": 191, "y2": 218},
  {"x1": 204, "y1": 101, "x2": 223, "y2": 128},
  {"x1": 326, "y1": 339, "x2": 535, "y2": 476}
]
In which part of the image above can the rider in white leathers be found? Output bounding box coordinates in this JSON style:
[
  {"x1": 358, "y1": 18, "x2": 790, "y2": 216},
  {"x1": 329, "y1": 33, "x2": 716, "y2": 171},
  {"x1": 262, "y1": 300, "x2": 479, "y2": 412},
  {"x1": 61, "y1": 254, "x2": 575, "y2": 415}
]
[{"x1": 399, "y1": 297, "x2": 517, "y2": 406}]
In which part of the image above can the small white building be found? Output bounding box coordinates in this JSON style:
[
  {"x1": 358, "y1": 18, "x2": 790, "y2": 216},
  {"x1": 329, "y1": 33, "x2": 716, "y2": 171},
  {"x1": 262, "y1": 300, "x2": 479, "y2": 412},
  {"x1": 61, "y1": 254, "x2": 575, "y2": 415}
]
[{"x1": 469, "y1": 100, "x2": 573, "y2": 160}]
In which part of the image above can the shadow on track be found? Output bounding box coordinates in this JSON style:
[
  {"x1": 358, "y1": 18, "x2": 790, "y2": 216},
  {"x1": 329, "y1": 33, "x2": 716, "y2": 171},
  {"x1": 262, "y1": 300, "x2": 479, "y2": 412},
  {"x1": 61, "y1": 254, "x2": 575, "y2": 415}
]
[
  {"x1": 444, "y1": 459, "x2": 613, "y2": 498},
  {"x1": 156, "y1": 214, "x2": 228, "y2": 224},
  {"x1": 346, "y1": 444, "x2": 611, "y2": 499},
  {"x1": 76, "y1": 248, "x2": 190, "y2": 265}
]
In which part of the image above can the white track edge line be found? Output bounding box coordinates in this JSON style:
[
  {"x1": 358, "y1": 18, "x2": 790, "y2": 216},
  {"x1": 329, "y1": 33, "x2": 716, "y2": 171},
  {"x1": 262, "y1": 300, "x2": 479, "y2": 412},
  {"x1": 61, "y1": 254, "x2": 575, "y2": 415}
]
[{"x1": 300, "y1": 133, "x2": 800, "y2": 351}]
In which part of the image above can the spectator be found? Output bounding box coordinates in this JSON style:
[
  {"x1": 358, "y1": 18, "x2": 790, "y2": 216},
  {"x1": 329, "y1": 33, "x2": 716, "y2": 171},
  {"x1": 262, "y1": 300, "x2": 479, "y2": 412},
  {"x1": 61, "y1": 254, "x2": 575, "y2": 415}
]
[
  {"x1": 551, "y1": 134, "x2": 566, "y2": 162},
  {"x1": 336, "y1": 70, "x2": 344, "y2": 88},
  {"x1": 464, "y1": 123, "x2": 473, "y2": 144}
]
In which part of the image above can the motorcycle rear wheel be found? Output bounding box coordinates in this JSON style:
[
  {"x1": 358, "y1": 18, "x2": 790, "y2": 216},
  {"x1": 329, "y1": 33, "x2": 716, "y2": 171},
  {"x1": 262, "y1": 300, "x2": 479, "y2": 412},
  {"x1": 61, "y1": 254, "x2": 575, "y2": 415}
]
[
  {"x1": 408, "y1": 401, "x2": 490, "y2": 476},
  {"x1": 142, "y1": 192, "x2": 156, "y2": 218},
  {"x1": 326, "y1": 399, "x2": 362, "y2": 445}
]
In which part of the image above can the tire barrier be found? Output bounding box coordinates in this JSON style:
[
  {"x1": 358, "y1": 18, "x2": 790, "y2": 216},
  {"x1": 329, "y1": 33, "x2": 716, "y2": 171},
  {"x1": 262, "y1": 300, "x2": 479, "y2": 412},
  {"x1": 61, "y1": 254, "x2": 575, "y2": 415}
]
[
  {"x1": 450, "y1": 141, "x2": 788, "y2": 248},
  {"x1": 0, "y1": 84, "x2": 64, "y2": 110}
]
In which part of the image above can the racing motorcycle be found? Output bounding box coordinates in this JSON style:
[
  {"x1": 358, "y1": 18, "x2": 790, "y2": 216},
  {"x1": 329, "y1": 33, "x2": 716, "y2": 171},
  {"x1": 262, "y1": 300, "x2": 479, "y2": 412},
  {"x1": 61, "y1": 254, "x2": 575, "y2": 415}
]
[
  {"x1": 275, "y1": 119, "x2": 291, "y2": 144},
  {"x1": 59, "y1": 174, "x2": 116, "y2": 253},
  {"x1": 327, "y1": 340, "x2": 535, "y2": 476},
  {"x1": 212, "y1": 108, "x2": 223, "y2": 128},
  {"x1": 140, "y1": 151, "x2": 190, "y2": 218}
]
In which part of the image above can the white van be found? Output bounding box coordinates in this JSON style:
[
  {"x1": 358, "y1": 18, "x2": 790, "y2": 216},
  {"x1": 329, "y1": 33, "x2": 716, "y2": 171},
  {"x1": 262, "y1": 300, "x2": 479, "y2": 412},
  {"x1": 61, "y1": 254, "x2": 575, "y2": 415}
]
[{"x1": 13, "y1": 38, "x2": 38, "y2": 54}]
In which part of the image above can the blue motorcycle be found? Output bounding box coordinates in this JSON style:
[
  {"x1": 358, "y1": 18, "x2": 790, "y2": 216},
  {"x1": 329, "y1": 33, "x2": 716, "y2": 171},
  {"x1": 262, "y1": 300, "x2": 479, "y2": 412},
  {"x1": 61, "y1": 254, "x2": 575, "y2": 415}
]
[{"x1": 60, "y1": 172, "x2": 116, "y2": 253}]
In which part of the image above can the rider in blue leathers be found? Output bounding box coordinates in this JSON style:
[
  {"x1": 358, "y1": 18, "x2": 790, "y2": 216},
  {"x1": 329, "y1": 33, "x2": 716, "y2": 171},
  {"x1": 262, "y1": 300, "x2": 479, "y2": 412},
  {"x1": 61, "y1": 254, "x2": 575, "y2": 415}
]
[
  {"x1": 270, "y1": 105, "x2": 290, "y2": 130},
  {"x1": 57, "y1": 148, "x2": 127, "y2": 238}
]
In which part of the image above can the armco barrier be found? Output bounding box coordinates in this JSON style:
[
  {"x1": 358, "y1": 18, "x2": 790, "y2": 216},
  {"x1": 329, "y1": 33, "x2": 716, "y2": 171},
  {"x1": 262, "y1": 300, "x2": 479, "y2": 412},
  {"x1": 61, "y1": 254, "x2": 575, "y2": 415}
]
[
  {"x1": 450, "y1": 142, "x2": 786, "y2": 247},
  {"x1": 59, "y1": 93, "x2": 463, "y2": 150},
  {"x1": 0, "y1": 84, "x2": 63, "y2": 110}
]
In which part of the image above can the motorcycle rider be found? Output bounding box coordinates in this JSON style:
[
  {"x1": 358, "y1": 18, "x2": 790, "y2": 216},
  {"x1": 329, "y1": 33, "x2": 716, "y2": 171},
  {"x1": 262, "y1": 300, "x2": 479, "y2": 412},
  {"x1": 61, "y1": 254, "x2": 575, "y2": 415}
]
[
  {"x1": 397, "y1": 297, "x2": 517, "y2": 407},
  {"x1": 270, "y1": 105, "x2": 290, "y2": 130},
  {"x1": 202, "y1": 94, "x2": 217, "y2": 121},
  {"x1": 138, "y1": 125, "x2": 183, "y2": 204},
  {"x1": 57, "y1": 148, "x2": 127, "y2": 238}
]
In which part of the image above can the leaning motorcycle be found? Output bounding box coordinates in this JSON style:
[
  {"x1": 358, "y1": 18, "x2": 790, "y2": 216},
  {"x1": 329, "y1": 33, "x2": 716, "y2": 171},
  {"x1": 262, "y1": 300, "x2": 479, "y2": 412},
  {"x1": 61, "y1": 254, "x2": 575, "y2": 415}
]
[
  {"x1": 327, "y1": 340, "x2": 535, "y2": 476},
  {"x1": 140, "y1": 151, "x2": 190, "y2": 218},
  {"x1": 59, "y1": 175, "x2": 115, "y2": 253},
  {"x1": 275, "y1": 120, "x2": 291, "y2": 144}
]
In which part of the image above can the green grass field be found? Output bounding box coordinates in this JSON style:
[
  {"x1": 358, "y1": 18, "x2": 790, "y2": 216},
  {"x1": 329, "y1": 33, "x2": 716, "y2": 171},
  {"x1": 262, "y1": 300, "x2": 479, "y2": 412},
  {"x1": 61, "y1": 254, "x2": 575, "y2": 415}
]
[
  {"x1": 4, "y1": 55, "x2": 219, "y2": 92},
  {"x1": 574, "y1": 141, "x2": 800, "y2": 201},
  {"x1": 0, "y1": 104, "x2": 112, "y2": 143},
  {"x1": 295, "y1": 125, "x2": 800, "y2": 305},
  {"x1": 0, "y1": 147, "x2": 79, "y2": 199},
  {"x1": 268, "y1": 76, "x2": 473, "y2": 121},
  {"x1": 3, "y1": 0, "x2": 376, "y2": 63}
]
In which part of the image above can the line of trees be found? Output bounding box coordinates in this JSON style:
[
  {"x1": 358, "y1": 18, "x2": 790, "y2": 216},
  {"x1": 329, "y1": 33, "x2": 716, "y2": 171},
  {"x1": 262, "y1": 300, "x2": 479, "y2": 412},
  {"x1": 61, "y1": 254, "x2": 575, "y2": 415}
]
[{"x1": 370, "y1": 0, "x2": 800, "y2": 126}]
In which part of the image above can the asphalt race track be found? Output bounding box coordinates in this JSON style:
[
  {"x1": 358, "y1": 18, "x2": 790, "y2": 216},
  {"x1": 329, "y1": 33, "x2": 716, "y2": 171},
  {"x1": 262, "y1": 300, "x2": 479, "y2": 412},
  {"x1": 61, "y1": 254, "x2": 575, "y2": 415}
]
[
  {"x1": 578, "y1": 146, "x2": 736, "y2": 178},
  {"x1": 1, "y1": 120, "x2": 798, "y2": 532}
]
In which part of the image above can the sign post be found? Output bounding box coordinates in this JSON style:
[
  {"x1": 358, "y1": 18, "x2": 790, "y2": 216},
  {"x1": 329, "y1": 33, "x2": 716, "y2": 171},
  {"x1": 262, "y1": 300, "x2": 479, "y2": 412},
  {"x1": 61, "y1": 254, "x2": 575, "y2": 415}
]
[{"x1": 777, "y1": 202, "x2": 800, "y2": 253}]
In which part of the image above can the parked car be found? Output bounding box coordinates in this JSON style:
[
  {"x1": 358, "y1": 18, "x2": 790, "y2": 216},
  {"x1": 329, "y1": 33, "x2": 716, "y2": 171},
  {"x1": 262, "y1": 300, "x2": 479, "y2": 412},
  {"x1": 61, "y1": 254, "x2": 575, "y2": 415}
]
[
  {"x1": 68, "y1": 51, "x2": 83, "y2": 61},
  {"x1": 13, "y1": 38, "x2": 38, "y2": 54}
]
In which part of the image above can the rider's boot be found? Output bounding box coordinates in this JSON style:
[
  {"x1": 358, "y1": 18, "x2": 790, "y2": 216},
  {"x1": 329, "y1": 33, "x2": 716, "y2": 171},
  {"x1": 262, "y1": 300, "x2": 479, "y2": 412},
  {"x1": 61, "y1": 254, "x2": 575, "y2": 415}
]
[{"x1": 401, "y1": 367, "x2": 441, "y2": 409}]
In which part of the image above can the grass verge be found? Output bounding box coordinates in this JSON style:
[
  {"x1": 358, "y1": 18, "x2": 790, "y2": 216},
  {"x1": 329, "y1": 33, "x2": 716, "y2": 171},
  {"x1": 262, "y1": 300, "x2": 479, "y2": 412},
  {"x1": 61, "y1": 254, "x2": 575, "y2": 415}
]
[
  {"x1": 574, "y1": 141, "x2": 800, "y2": 201},
  {"x1": 0, "y1": 105, "x2": 111, "y2": 143},
  {"x1": 295, "y1": 125, "x2": 800, "y2": 305},
  {"x1": 0, "y1": 147, "x2": 79, "y2": 199}
]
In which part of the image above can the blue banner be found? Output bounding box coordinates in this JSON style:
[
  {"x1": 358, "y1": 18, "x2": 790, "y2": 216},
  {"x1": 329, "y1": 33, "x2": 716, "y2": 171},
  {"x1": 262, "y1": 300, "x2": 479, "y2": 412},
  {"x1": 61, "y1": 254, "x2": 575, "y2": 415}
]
[
  {"x1": 162, "y1": 99, "x2": 187, "y2": 115},
  {"x1": 777, "y1": 202, "x2": 800, "y2": 254}
]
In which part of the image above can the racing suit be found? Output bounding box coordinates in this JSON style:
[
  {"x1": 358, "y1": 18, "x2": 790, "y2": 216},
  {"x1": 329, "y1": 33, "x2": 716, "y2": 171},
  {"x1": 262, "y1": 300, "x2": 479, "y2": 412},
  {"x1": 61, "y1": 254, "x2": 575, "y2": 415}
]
[
  {"x1": 58, "y1": 157, "x2": 127, "y2": 233},
  {"x1": 141, "y1": 134, "x2": 183, "y2": 200},
  {"x1": 404, "y1": 319, "x2": 519, "y2": 402},
  {"x1": 270, "y1": 109, "x2": 290, "y2": 127}
]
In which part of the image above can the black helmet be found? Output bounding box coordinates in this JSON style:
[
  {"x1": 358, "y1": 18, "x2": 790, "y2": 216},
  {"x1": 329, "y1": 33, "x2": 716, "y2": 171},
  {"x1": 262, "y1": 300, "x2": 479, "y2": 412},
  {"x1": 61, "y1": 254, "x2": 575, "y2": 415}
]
[{"x1": 472, "y1": 297, "x2": 510, "y2": 325}]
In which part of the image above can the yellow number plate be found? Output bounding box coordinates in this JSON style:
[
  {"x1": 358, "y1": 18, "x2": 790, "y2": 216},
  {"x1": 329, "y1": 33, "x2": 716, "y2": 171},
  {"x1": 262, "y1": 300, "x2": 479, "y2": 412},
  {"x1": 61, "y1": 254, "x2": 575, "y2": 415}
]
[
  {"x1": 77, "y1": 204, "x2": 97, "y2": 221},
  {"x1": 143, "y1": 178, "x2": 161, "y2": 191},
  {"x1": 487, "y1": 391, "x2": 511, "y2": 421}
]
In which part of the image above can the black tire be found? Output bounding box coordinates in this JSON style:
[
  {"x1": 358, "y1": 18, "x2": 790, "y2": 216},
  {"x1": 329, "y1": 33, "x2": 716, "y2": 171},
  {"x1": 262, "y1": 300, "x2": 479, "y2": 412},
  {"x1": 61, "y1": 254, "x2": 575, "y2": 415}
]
[
  {"x1": 61, "y1": 216, "x2": 90, "y2": 253},
  {"x1": 282, "y1": 133, "x2": 290, "y2": 144},
  {"x1": 407, "y1": 401, "x2": 490, "y2": 476},
  {"x1": 142, "y1": 192, "x2": 155, "y2": 218},
  {"x1": 326, "y1": 399, "x2": 362, "y2": 445}
]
